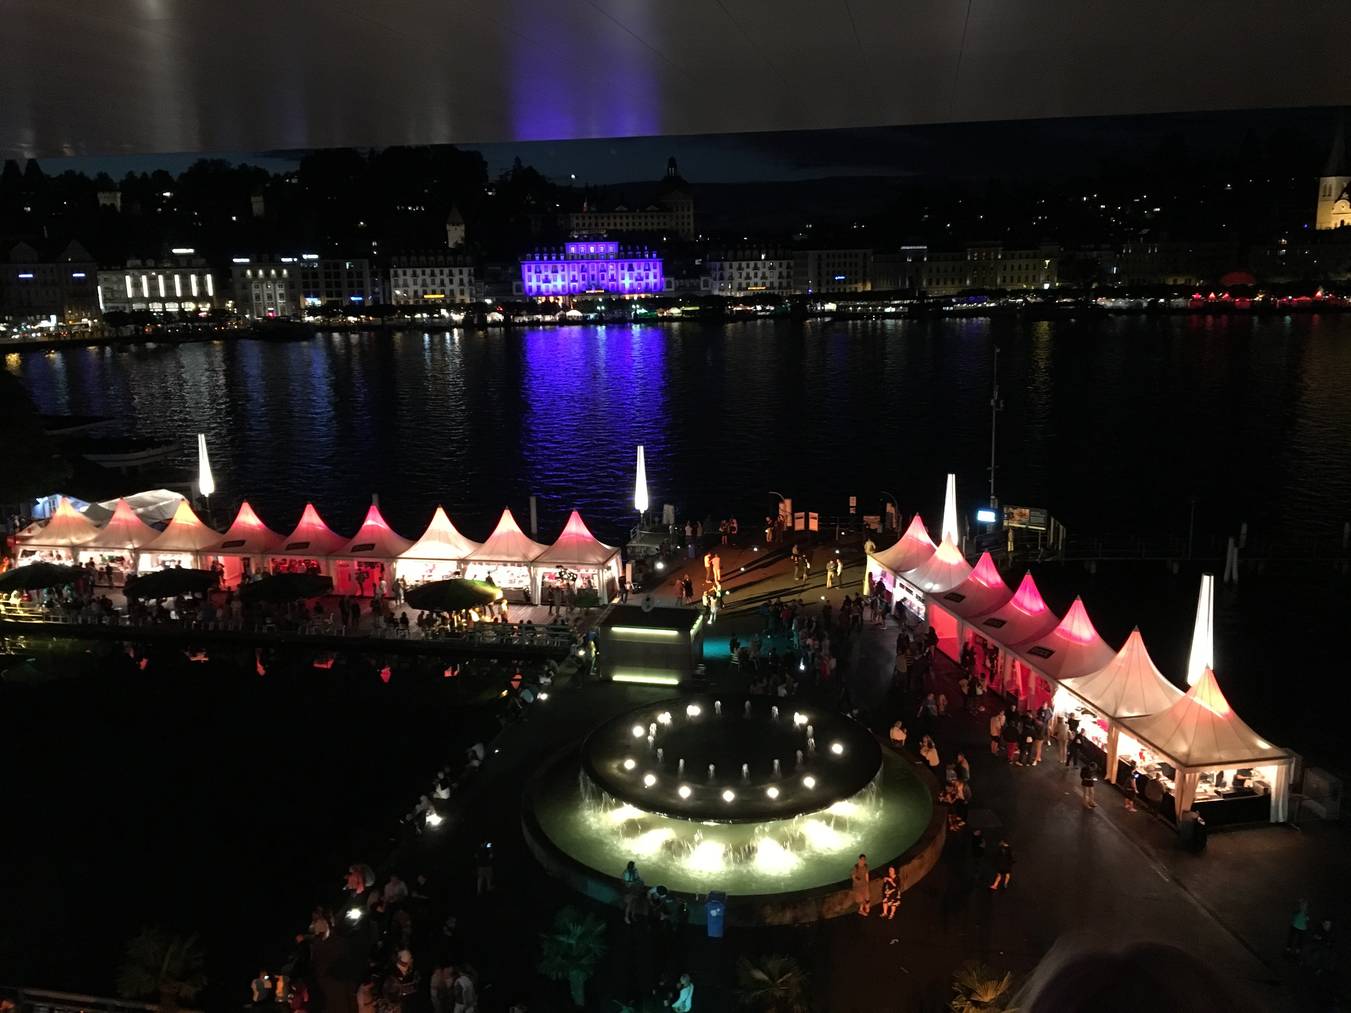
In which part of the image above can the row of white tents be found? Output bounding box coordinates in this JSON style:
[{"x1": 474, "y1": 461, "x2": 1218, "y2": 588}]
[
  {"x1": 866, "y1": 475, "x2": 1293, "y2": 826},
  {"x1": 13, "y1": 495, "x2": 622, "y2": 602}
]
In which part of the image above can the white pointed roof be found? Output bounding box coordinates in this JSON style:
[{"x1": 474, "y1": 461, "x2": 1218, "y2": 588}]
[
  {"x1": 86, "y1": 498, "x2": 159, "y2": 550},
  {"x1": 870, "y1": 514, "x2": 937, "y2": 574},
  {"x1": 467, "y1": 508, "x2": 547, "y2": 563},
  {"x1": 273, "y1": 502, "x2": 348, "y2": 556},
  {"x1": 336, "y1": 503, "x2": 414, "y2": 558},
  {"x1": 535, "y1": 510, "x2": 619, "y2": 567},
  {"x1": 898, "y1": 536, "x2": 971, "y2": 594},
  {"x1": 1015, "y1": 596, "x2": 1116, "y2": 681},
  {"x1": 401, "y1": 506, "x2": 482, "y2": 562},
  {"x1": 1186, "y1": 573, "x2": 1215, "y2": 687},
  {"x1": 1061, "y1": 627, "x2": 1184, "y2": 719},
  {"x1": 1120, "y1": 667, "x2": 1290, "y2": 770},
  {"x1": 213, "y1": 500, "x2": 284, "y2": 555},
  {"x1": 21, "y1": 496, "x2": 99, "y2": 547},
  {"x1": 145, "y1": 499, "x2": 221, "y2": 552},
  {"x1": 940, "y1": 472, "x2": 960, "y2": 546},
  {"x1": 975, "y1": 571, "x2": 1060, "y2": 648},
  {"x1": 930, "y1": 552, "x2": 1012, "y2": 620}
]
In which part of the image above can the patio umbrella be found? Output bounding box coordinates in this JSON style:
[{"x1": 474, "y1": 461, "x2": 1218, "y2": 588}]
[
  {"x1": 0, "y1": 562, "x2": 82, "y2": 592},
  {"x1": 238, "y1": 572, "x2": 334, "y2": 604},
  {"x1": 405, "y1": 578, "x2": 503, "y2": 612},
  {"x1": 124, "y1": 568, "x2": 219, "y2": 600}
]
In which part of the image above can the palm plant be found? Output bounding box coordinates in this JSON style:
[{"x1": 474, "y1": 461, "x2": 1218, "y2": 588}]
[
  {"x1": 736, "y1": 954, "x2": 811, "y2": 1013},
  {"x1": 949, "y1": 961, "x2": 1015, "y2": 1013},
  {"x1": 537, "y1": 906, "x2": 607, "y2": 1008},
  {"x1": 115, "y1": 928, "x2": 207, "y2": 1012}
]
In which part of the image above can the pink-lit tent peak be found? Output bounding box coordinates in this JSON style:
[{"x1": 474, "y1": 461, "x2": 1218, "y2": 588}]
[
  {"x1": 146, "y1": 499, "x2": 221, "y2": 552},
  {"x1": 468, "y1": 508, "x2": 548, "y2": 562},
  {"x1": 1055, "y1": 597, "x2": 1099, "y2": 645},
  {"x1": 1061, "y1": 627, "x2": 1182, "y2": 720},
  {"x1": 275, "y1": 502, "x2": 348, "y2": 556},
  {"x1": 215, "y1": 500, "x2": 284, "y2": 553},
  {"x1": 337, "y1": 503, "x2": 414, "y2": 558},
  {"x1": 1009, "y1": 572, "x2": 1049, "y2": 614},
  {"x1": 970, "y1": 552, "x2": 1003, "y2": 589},
  {"x1": 928, "y1": 551, "x2": 1012, "y2": 621},
  {"x1": 22, "y1": 495, "x2": 99, "y2": 547},
  {"x1": 87, "y1": 497, "x2": 160, "y2": 549},
  {"x1": 1121, "y1": 667, "x2": 1290, "y2": 769},
  {"x1": 401, "y1": 506, "x2": 481, "y2": 561},
  {"x1": 535, "y1": 510, "x2": 619, "y2": 566},
  {"x1": 1016, "y1": 595, "x2": 1116, "y2": 680},
  {"x1": 871, "y1": 513, "x2": 937, "y2": 574}
]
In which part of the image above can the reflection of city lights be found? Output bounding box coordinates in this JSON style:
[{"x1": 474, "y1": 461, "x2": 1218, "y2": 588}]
[
  {"x1": 686, "y1": 704, "x2": 702, "y2": 718},
  {"x1": 754, "y1": 837, "x2": 800, "y2": 875},
  {"x1": 721, "y1": 789, "x2": 736, "y2": 802},
  {"x1": 830, "y1": 742, "x2": 845, "y2": 755},
  {"x1": 766, "y1": 786, "x2": 780, "y2": 799},
  {"x1": 678, "y1": 785, "x2": 692, "y2": 799},
  {"x1": 607, "y1": 804, "x2": 643, "y2": 824},
  {"x1": 632, "y1": 725, "x2": 646, "y2": 738},
  {"x1": 623, "y1": 758, "x2": 636, "y2": 771},
  {"x1": 802, "y1": 775, "x2": 817, "y2": 789},
  {"x1": 630, "y1": 828, "x2": 674, "y2": 855},
  {"x1": 685, "y1": 840, "x2": 726, "y2": 873},
  {"x1": 643, "y1": 773, "x2": 657, "y2": 787}
]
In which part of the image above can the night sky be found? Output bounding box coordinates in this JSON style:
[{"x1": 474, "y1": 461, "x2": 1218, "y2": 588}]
[{"x1": 35, "y1": 106, "x2": 1345, "y2": 186}]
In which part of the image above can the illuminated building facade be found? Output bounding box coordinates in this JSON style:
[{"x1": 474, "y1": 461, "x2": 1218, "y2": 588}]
[
  {"x1": 518, "y1": 241, "x2": 667, "y2": 297},
  {"x1": 2, "y1": 240, "x2": 98, "y2": 321},
  {"x1": 97, "y1": 253, "x2": 219, "y2": 314},
  {"x1": 703, "y1": 248, "x2": 792, "y2": 295},
  {"x1": 390, "y1": 253, "x2": 478, "y2": 305},
  {"x1": 567, "y1": 158, "x2": 694, "y2": 240},
  {"x1": 232, "y1": 261, "x2": 297, "y2": 318}
]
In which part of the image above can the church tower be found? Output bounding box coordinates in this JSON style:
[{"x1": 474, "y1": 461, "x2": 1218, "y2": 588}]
[
  {"x1": 445, "y1": 204, "x2": 466, "y2": 248},
  {"x1": 1316, "y1": 116, "x2": 1351, "y2": 230}
]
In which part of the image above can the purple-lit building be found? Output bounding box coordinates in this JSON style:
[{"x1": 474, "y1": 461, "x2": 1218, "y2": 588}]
[{"x1": 518, "y1": 241, "x2": 667, "y2": 297}]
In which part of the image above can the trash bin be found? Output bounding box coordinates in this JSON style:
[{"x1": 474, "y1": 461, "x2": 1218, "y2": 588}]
[
  {"x1": 1179, "y1": 811, "x2": 1207, "y2": 853},
  {"x1": 705, "y1": 891, "x2": 726, "y2": 938}
]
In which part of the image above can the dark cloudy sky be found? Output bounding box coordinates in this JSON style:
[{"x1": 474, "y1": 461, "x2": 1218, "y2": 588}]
[{"x1": 39, "y1": 107, "x2": 1341, "y2": 185}]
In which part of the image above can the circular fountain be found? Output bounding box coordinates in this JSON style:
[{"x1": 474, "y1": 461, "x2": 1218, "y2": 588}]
[{"x1": 523, "y1": 695, "x2": 942, "y2": 925}]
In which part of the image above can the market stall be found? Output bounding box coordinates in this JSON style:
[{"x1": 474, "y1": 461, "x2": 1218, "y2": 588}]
[
  {"x1": 265, "y1": 503, "x2": 348, "y2": 577},
  {"x1": 895, "y1": 538, "x2": 972, "y2": 656},
  {"x1": 463, "y1": 508, "x2": 547, "y2": 601},
  {"x1": 77, "y1": 498, "x2": 160, "y2": 586},
  {"x1": 204, "y1": 501, "x2": 285, "y2": 587},
  {"x1": 329, "y1": 502, "x2": 414, "y2": 596},
  {"x1": 1118, "y1": 667, "x2": 1293, "y2": 825},
  {"x1": 532, "y1": 510, "x2": 621, "y2": 604},
  {"x1": 13, "y1": 496, "x2": 99, "y2": 564},
  {"x1": 1056, "y1": 627, "x2": 1184, "y2": 784},
  {"x1": 1012, "y1": 596, "x2": 1116, "y2": 712},
  {"x1": 865, "y1": 514, "x2": 936, "y2": 618},
  {"x1": 139, "y1": 500, "x2": 221, "y2": 572},
  {"x1": 395, "y1": 506, "x2": 482, "y2": 585},
  {"x1": 926, "y1": 551, "x2": 1012, "y2": 666},
  {"x1": 971, "y1": 572, "x2": 1061, "y2": 704}
]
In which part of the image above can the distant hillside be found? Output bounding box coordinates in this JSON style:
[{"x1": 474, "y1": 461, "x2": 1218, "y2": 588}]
[{"x1": 688, "y1": 175, "x2": 915, "y2": 237}]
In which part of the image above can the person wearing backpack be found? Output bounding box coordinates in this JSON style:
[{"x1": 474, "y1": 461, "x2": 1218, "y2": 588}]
[{"x1": 1081, "y1": 761, "x2": 1099, "y2": 808}]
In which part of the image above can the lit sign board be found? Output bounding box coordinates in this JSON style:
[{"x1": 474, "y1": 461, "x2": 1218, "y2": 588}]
[{"x1": 1003, "y1": 505, "x2": 1049, "y2": 531}]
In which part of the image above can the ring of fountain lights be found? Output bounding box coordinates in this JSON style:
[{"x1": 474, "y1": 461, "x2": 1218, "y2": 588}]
[{"x1": 581, "y1": 695, "x2": 883, "y2": 824}]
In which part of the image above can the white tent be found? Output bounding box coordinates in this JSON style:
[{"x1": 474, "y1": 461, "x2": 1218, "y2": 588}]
[
  {"x1": 267, "y1": 503, "x2": 349, "y2": 575},
  {"x1": 1119, "y1": 667, "x2": 1293, "y2": 823},
  {"x1": 926, "y1": 552, "x2": 1012, "y2": 661},
  {"x1": 464, "y1": 508, "x2": 548, "y2": 598},
  {"x1": 77, "y1": 498, "x2": 159, "y2": 582},
  {"x1": 972, "y1": 572, "x2": 1061, "y2": 705},
  {"x1": 330, "y1": 503, "x2": 414, "y2": 596},
  {"x1": 898, "y1": 537, "x2": 972, "y2": 595},
  {"x1": 205, "y1": 501, "x2": 284, "y2": 586},
  {"x1": 139, "y1": 500, "x2": 221, "y2": 570},
  {"x1": 1015, "y1": 596, "x2": 1116, "y2": 682},
  {"x1": 82, "y1": 489, "x2": 186, "y2": 526},
  {"x1": 15, "y1": 496, "x2": 100, "y2": 563},
  {"x1": 395, "y1": 506, "x2": 482, "y2": 585},
  {"x1": 865, "y1": 514, "x2": 936, "y2": 617},
  {"x1": 532, "y1": 510, "x2": 621, "y2": 601}
]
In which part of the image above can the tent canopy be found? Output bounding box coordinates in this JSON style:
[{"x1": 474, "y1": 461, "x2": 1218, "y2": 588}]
[
  {"x1": 86, "y1": 497, "x2": 160, "y2": 550},
  {"x1": 1015, "y1": 596, "x2": 1117, "y2": 681},
  {"x1": 213, "y1": 500, "x2": 285, "y2": 555},
  {"x1": 534, "y1": 510, "x2": 619, "y2": 567},
  {"x1": 975, "y1": 571, "x2": 1060, "y2": 649},
  {"x1": 400, "y1": 506, "x2": 482, "y2": 562},
  {"x1": 335, "y1": 503, "x2": 414, "y2": 558},
  {"x1": 898, "y1": 536, "x2": 972, "y2": 594},
  {"x1": 274, "y1": 502, "x2": 348, "y2": 557},
  {"x1": 144, "y1": 500, "x2": 221, "y2": 553},
  {"x1": 1061, "y1": 627, "x2": 1184, "y2": 720},
  {"x1": 1120, "y1": 667, "x2": 1291, "y2": 771},
  {"x1": 466, "y1": 508, "x2": 547, "y2": 563},
  {"x1": 20, "y1": 496, "x2": 100, "y2": 548},
  {"x1": 84, "y1": 489, "x2": 186, "y2": 526},
  {"x1": 931, "y1": 552, "x2": 1012, "y2": 621},
  {"x1": 870, "y1": 514, "x2": 936, "y2": 574}
]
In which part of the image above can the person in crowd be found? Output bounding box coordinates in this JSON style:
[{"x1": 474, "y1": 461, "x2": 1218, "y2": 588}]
[
  {"x1": 990, "y1": 839, "x2": 1015, "y2": 891},
  {"x1": 851, "y1": 854, "x2": 871, "y2": 916},
  {"x1": 1081, "y1": 761, "x2": 1099, "y2": 808},
  {"x1": 452, "y1": 966, "x2": 477, "y2": 1013},
  {"x1": 1286, "y1": 898, "x2": 1310, "y2": 956},
  {"x1": 880, "y1": 867, "x2": 901, "y2": 920},
  {"x1": 919, "y1": 735, "x2": 941, "y2": 770},
  {"x1": 382, "y1": 950, "x2": 420, "y2": 1013},
  {"x1": 989, "y1": 709, "x2": 1006, "y2": 756},
  {"x1": 667, "y1": 973, "x2": 694, "y2": 1012},
  {"x1": 888, "y1": 720, "x2": 908, "y2": 750},
  {"x1": 429, "y1": 964, "x2": 454, "y2": 1013},
  {"x1": 475, "y1": 841, "x2": 495, "y2": 894},
  {"x1": 954, "y1": 752, "x2": 971, "y2": 783},
  {"x1": 250, "y1": 970, "x2": 273, "y2": 1007}
]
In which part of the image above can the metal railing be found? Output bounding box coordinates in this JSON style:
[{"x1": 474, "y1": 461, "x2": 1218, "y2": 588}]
[{"x1": 0, "y1": 985, "x2": 200, "y2": 1013}]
